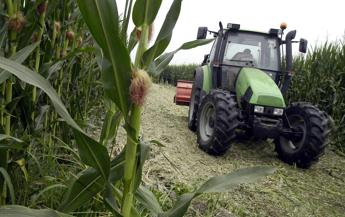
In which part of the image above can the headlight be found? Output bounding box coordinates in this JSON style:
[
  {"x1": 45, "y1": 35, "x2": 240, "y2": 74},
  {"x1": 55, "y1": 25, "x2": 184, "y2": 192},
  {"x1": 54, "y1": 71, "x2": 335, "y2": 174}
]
[
  {"x1": 254, "y1": 106, "x2": 264, "y2": 113},
  {"x1": 273, "y1": 108, "x2": 284, "y2": 116}
]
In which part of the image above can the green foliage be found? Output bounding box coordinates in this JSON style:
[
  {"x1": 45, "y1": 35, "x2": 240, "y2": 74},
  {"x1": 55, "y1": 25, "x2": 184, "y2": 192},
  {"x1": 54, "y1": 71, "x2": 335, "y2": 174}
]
[
  {"x1": 132, "y1": 0, "x2": 162, "y2": 27},
  {"x1": 150, "y1": 39, "x2": 213, "y2": 76},
  {"x1": 77, "y1": 0, "x2": 131, "y2": 116},
  {"x1": 289, "y1": 41, "x2": 345, "y2": 152},
  {"x1": 0, "y1": 0, "x2": 102, "y2": 209},
  {"x1": 0, "y1": 57, "x2": 81, "y2": 131}
]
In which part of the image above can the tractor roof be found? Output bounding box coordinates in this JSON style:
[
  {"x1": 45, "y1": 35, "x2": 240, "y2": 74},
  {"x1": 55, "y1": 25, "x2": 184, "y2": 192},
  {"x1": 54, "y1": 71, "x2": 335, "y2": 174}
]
[
  {"x1": 224, "y1": 29, "x2": 280, "y2": 38},
  {"x1": 224, "y1": 23, "x2": 280, "y2": 37}
]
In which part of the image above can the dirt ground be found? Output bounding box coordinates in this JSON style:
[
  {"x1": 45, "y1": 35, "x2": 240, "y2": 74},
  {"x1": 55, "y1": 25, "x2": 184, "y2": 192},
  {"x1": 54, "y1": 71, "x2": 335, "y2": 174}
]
[{"x1": 130, "y1": 84, "x2": 345, "y2": 217}]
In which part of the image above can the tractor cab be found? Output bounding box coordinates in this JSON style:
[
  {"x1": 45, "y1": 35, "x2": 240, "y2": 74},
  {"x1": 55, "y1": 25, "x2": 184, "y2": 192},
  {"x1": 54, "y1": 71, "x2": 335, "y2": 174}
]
[{"x1": 197, "y1": 23, "x2": 307, "y2": 93}]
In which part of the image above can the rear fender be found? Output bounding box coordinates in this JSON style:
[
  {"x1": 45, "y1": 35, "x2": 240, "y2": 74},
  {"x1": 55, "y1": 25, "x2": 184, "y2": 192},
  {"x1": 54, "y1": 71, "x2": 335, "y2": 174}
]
[{"x1": 201, "y1": 65, "x2": 212, "y2": 94}]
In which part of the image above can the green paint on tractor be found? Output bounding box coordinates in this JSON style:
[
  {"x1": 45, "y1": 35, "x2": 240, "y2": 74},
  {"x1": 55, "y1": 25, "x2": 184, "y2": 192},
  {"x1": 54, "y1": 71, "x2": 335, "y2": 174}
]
[
  {"x1": 202, "y1": 65, "x2": 212, "y2": 93},
  {"x1": 236, "y1": 68, "x2": 286, "y2": 108}
]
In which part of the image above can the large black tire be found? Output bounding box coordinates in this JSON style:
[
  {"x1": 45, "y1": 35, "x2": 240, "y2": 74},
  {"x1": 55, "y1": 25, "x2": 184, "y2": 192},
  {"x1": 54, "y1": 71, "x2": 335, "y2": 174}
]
[
  {"x1": 188, "y1": 69, "x2": 203, "y2": 132},
  {"x1": 188, "y1": 84, "x2": 201, "y2": 131},
  {"x1": 274, "y1": 102, "x2": 328, "y2": 168},
  {"x1": 197, "y1": 90, "x2": 239, "y2": 155}
]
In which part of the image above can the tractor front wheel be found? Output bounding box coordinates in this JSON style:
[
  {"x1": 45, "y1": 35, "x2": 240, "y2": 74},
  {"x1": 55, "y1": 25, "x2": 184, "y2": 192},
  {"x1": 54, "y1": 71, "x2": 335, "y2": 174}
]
[
  {"x1": 275, "y1": 103, "x2": 328, "y2": 168},
  {"x1": 197, "y1": 90, "x2": 239, "y2": 155}
]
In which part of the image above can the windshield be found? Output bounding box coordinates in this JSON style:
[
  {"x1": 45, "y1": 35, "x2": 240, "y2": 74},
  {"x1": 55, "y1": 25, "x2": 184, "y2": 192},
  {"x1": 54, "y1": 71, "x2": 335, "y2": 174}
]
[{"x1": 223, "y1": 31, "x2": 280, "y2": 71}]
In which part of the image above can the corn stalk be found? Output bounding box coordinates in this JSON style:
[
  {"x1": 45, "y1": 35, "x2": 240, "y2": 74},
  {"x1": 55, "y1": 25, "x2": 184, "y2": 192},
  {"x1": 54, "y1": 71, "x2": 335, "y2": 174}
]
[{"x1": 1, "y1": 0, "x2": 16, "y2": 204}]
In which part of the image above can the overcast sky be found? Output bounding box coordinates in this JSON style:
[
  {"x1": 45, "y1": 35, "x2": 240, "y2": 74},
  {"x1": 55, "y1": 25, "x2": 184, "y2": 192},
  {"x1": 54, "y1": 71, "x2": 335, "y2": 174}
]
[{"x1": 120, "y1": 0, "x2": 345, "y2": 64}]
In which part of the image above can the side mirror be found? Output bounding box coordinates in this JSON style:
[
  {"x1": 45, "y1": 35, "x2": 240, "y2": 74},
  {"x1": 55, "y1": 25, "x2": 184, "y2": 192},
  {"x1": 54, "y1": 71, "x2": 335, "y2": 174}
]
[
  {"x1": 299, "y1": 38, "x2": 308, "y2": 53},
  {"x1": 197, "y1": 27, "x2": 208, "y2": 39},
  {"x1": 202, "y1": 54, "x2": 209, "y2": 65}
]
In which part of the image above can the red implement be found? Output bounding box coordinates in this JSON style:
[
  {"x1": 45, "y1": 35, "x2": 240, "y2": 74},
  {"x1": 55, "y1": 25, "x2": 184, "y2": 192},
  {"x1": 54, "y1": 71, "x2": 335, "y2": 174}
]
[{"x1": 174, "y1": 80, "x2": 193, "y2": 106}]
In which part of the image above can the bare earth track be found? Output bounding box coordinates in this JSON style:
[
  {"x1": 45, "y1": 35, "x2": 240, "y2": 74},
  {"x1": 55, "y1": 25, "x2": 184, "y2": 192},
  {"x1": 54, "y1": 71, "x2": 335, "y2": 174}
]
[{"x1": 107, "y1": 84, "x2": 345, "y2": 217}]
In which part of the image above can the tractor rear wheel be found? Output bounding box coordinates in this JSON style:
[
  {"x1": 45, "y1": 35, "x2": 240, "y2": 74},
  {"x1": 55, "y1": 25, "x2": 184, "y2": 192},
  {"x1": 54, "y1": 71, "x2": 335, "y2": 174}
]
[
  {"x1": 188, "y1": 70, "x2": 203, "y2": 132},
  {"x1": 274, "y1": 102, "x2": 328, "y2": 168},
  {"x1": 197, "y1": 90, "x2": 239, "y2": 155},
  {"x1": 188, "y1": 83, "x2": 201, "y2": 131}
]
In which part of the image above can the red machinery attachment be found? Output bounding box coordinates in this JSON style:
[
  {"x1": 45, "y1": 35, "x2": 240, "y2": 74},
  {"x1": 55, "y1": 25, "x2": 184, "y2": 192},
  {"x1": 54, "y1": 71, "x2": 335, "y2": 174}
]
[{"x1": 174, "y1": 80, "x2": 193, "y2": 106}]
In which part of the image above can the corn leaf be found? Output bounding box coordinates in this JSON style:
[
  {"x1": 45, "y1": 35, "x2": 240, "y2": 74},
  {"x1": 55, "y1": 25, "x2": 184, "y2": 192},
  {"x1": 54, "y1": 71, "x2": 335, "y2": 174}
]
[
  {"x1": 103, "y1": 183, "x2": 122, "y2": 217},
  {"x1": 0, "y1": 167, "x2": 15, "y2": 204},
  {"x1": 0, "y1": 42, "x2": 39, "y2": 84},
  {"x1": 0, "y1": 205, "x2": 72, "y2": 217},
  {"x1": 108, "y1": 186, "x2": 142, "y2": 217},
  {"x1": 0, "y1": 134, "x2": 26, "y2": 150},
  {"x1": 0, "y1": 23, "x2": 6, "y2": 48},
  {"x1": 128, "y1": 28, "x2": 138, "y2": 52},
  {"x1": 0, "y1": 58, "x2": 111, "y2": 202},
  {"x1": 136, "y1": 185, "x2": 163, "y2": 215},
  {"x1": 0, "y1": 57, "x2": 81, "y2": 131},
  {"x1": 142, "y1": 0, "x2": 182, "y2": 68},
  {"x1": 100, "y1": 110, "x2": 122, "y2": 146},
  {"x1": 159, "y1": 167, "x2": 276, "y2": 217},
  {"x1": 31, "y1": 184, "x2": 67, "y2": 207},
  {"x1": 73, "y1": 129, "x2": 110, "y2": 181},
  {"x1": 0, "y1": 134, "x2": 24, "y2": 143},
  {"x1": 178, "y1": 39, "x2": 215, "y2": 50},
  {"x1": 132, "y1": 0, "x2": 162, "y2": 27},
  {"x1": 59, "y1": 150, "x2": 126, "y2": 212},
  {"x1": 58, "y1": 168, "x2": 106, "y2": 213},
  {"x1": 149, "y1": 39, "x2": 214, "y2": 76},
  {"x1": 134, "y1": 140, "x2": 150, "y2": 190},
  {"x1": 77, "y1": 0, "x2": 131, "y2": 116}
]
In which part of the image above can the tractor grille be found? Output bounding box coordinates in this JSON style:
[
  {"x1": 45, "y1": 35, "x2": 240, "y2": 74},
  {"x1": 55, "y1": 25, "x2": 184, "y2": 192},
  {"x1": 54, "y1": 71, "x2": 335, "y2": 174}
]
[
  {"x1": 258, "y1": 116, "x2": 280, "y2": 126},
  {"x1": 264, "y1": 107, "x2": 274, "y2": 115}
]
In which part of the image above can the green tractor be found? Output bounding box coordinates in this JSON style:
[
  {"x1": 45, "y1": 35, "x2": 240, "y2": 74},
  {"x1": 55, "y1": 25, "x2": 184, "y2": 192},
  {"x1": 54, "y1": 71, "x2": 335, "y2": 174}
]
[{"x1": 175, "y1": 22, "x2": 328, "y2": 168}]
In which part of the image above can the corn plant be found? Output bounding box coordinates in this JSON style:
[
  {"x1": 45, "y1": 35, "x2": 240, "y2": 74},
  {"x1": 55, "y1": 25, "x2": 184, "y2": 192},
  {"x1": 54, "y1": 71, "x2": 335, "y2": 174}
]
[
  {"x1": 0, "y1": 0, "x2": 275, "y2": 216},
  {"x1": 0, "y1": 0, "x2": 100, "y2": 206},
  {"x1": 289, "y1": 41, "x2": 345, "y2": 153}
]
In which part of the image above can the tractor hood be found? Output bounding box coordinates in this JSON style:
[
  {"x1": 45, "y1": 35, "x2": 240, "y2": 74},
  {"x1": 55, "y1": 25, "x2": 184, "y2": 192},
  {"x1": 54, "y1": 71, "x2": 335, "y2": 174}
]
[{"x1": 236, "y1": 68, "x2": 286, "y2": 108}]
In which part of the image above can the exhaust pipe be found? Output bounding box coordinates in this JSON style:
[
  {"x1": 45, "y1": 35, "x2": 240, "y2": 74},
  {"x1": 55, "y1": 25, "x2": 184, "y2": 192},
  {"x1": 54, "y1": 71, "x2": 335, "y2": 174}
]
[{"x1": 281, "y1": 30, "x2": 296, "y2": 95}]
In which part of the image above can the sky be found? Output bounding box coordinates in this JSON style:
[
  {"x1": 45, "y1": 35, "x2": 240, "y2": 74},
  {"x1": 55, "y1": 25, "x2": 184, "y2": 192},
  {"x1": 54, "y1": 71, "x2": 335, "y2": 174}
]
[{"x1": 120, "y1": 0, "x2": 345, "y2": 64}]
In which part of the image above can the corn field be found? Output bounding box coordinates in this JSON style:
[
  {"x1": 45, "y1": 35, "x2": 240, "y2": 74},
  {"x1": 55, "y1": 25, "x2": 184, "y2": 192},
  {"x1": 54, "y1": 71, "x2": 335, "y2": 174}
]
[
  {"x1": 289, "y1": 41, "x2": 345, "y2": 153},
  {"x1": 157, "y1": 64, "x2": 197, "y2": 85},
  {"x1": 0, "y1": 0, "x2": 274, "y2": 216}
]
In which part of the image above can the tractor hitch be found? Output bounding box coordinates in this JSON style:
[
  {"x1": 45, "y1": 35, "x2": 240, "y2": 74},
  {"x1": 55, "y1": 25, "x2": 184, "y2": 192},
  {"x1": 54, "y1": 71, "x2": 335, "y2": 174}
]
[{"x1": 251, "y1": 115, "x2": 303, "y2": 141}]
